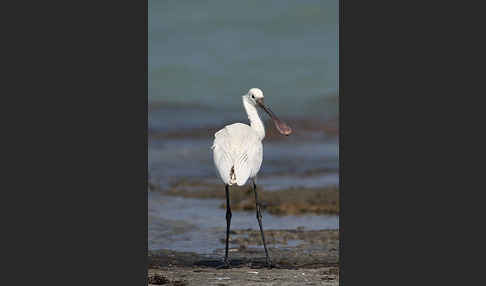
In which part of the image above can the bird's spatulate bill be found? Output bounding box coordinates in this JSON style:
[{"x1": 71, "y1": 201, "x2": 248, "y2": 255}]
[{"x1": 258, "y1": 100, "x2": 292, "y2": 136}]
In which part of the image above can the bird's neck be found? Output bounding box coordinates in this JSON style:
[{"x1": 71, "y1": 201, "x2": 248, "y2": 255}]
[{"x1": 243, "y1": 97, "x2": 265, "y2": 140}]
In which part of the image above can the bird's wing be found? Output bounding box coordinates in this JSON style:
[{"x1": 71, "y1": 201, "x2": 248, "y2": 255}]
[
  {"x1": 212, "y1": 129, "x2": 234, "y2": 185},
  {"x1": 234, "y1": 135, "x2": 263, "y2": 186}
]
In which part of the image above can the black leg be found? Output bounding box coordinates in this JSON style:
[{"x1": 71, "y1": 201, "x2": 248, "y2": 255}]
[
  {"x1": 224, "y1": 184, "x2": 232, "y2": 267},
  {"x1": 253, "y1": 180, "x2": 273, "y2": 267}
]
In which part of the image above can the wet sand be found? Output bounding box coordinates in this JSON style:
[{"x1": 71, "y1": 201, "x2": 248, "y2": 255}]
[
  {"x1": 164, "y1": 182, "x2": 339, "y2": 215},
  {"x1": 149, "y1": 229, "x2": 339, "y2": 285},
  {"x1": 149, "y1": 266, "x2": 338, "y2": 286}
]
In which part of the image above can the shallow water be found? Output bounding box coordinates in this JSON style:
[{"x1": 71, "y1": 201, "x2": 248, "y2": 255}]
[
  {"x1": 149, "y1": 137, "x2": 338, "y2": 189},
  {"x1": 259, "y1": 173, "x2": 339, "y2": 191},
  {"x1": 149, "y1": 192, "x2": 338, "y2": 253}
]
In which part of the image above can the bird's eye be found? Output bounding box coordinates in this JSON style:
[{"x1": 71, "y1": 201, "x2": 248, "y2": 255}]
[{"x1": 251, "y1": 95, "x2": 255, "y2": 99}]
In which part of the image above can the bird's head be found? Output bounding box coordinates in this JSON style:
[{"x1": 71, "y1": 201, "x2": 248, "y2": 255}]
[
  {"x1": 244, "y1": 88, "x2": 292, "y2": 136},
  {"x1": 247, "y1": 88, "x2": 264, "y2": 104}
]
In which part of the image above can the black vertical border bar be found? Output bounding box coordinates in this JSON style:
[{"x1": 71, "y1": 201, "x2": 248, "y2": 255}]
[{"x1": 3, "y1": 0, "x2": 150, "y2": 284}]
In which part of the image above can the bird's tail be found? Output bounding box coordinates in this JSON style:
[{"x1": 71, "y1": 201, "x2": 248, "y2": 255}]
[{"x1": 229, "y1": 166, "x2": 237, "y2": 185}]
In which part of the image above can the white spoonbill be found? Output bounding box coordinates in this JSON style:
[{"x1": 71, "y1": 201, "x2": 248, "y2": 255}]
[{"x1": 211, "y1": 88, "x2": 292, "y2": 268}]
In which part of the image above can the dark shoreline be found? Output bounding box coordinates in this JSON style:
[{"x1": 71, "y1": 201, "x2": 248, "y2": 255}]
[{"x1": 149, "y1": 116, "x2": 338, "y2": 141}]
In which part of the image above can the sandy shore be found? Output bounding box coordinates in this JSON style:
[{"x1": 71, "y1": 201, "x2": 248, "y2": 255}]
[
  {"x1": 149, "y1": 266, "x2": 338, "y2": 286},
  {"x1": 148, "y1": 229, "x2": 339, "y2": 285}
]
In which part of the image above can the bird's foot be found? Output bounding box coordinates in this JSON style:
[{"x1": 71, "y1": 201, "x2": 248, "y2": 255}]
[
  {"x1": 216, "y1": 260, "x2": 231, "y2": 269},
  {"x1": 266, "y1": 258, "x2": 275, "y2": 268}
]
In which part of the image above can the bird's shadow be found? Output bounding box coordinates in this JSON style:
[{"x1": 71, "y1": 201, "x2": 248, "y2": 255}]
[
  {"x1": 193, "y1": 259, "x2": 245, "y2": 268},
  {"x1": 193, "y1": 258, "x2": 289, "y2": 269}
]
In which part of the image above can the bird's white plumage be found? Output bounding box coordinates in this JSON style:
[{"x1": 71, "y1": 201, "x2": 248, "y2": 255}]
[
  {"x1": 212, "y1": 123, "x2": 263, "y2": 186},
  {"x1": 212, "y1": 89, "x2": 266, "y2": 186}
]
